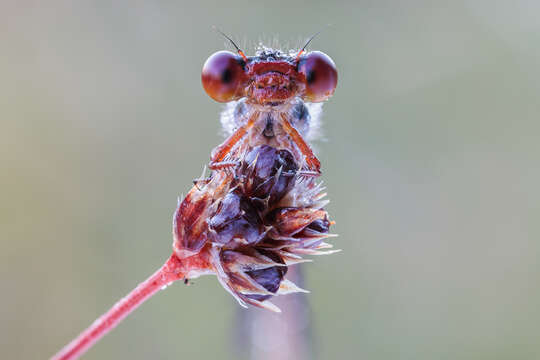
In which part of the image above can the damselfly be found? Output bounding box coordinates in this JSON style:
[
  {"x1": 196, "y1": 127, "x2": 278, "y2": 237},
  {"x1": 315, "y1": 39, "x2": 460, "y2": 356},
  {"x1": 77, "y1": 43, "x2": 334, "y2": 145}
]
[{"x1": 52, "y1": 33, "x2": 338, "y2": 360}]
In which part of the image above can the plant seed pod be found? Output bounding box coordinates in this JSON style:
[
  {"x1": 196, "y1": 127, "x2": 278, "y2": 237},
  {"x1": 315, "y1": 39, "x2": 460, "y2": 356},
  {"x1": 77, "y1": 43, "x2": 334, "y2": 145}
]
[
  {"x1": 238, "y1": 145, "x2": 298, "y2": 207},
  {"x1": 207, "y1": 190, "x2": 265, "y2": 246}
]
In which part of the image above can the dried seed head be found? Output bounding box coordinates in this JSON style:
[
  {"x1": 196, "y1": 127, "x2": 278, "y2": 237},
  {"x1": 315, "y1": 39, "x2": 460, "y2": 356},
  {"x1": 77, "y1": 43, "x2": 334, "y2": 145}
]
[{"x1": 173, "y1": 145, "x2": 336, "y2": 311}]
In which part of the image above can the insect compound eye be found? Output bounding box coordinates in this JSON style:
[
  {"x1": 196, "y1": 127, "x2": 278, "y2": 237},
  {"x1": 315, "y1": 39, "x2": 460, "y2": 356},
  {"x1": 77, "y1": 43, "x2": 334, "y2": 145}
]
[
  {"x1": 298, "y1": 51, "x2": 338, "y2": 102},
  {"x1": 201, "y1": 51, "x2": 246, "y2": 102}
]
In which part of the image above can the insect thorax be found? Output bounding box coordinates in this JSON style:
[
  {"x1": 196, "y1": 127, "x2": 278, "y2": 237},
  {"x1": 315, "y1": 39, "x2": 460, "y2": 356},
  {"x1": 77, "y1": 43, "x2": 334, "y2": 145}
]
[{"x1": 220, "y1": 98, "x2": 323, "y2": 144}]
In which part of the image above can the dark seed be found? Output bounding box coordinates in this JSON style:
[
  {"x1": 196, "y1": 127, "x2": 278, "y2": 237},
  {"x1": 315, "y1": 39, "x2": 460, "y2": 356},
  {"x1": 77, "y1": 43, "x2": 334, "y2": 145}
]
[
  {"x1": 245, "y1": 249, "x2": 287, "y2": 301},
  {"x1": 208, "y1": 191, "x2": 263, "y2": 246},
  {"x1": 239, "y1": 145, "x2": 298, "y2": 204}
]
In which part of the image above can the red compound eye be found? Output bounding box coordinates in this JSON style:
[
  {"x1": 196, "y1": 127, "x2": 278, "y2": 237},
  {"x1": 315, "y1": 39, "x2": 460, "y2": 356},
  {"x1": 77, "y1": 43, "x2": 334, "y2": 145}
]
[
  {"x1": 298, "y1": 51, "x2": 338, "y2": 102},
  {"x1": 201, "y1": 51, "x2": 246, "y2": 102}
]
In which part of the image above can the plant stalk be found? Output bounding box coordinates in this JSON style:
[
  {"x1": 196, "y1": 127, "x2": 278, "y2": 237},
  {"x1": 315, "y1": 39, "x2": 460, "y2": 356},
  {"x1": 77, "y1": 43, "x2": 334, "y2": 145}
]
[{"x1": 51, "y1": 254, "x2": 185, "y2": 360}]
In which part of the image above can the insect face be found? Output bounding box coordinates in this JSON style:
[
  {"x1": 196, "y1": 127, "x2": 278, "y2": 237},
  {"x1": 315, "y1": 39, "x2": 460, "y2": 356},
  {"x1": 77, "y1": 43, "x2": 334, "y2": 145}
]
[{"x1": 201, "y1": 48, "x2": 337, "y2": 105}]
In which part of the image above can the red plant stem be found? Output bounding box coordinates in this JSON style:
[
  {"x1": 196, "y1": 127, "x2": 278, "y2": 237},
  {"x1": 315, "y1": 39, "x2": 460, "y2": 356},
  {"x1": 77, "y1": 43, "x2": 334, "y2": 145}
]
[{"x1": 51, "y1": 254, "x2": 186, "y2": 360}]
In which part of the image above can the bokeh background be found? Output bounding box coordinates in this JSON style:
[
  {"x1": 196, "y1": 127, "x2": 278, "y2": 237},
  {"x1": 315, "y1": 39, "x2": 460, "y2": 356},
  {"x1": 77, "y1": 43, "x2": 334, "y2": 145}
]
[{"x1": 2, "y1": 1, "x2": 540, "y2": 359}]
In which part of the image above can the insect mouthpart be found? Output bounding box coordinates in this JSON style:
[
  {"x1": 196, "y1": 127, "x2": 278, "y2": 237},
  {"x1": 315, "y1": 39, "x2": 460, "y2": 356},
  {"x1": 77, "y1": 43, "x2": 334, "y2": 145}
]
[
  {"x1": 263, "y1": 115, "x2": 274, "y2": 138},
  {"x1": 250, "y1": 72, "x2": 295, "y2": 104}
]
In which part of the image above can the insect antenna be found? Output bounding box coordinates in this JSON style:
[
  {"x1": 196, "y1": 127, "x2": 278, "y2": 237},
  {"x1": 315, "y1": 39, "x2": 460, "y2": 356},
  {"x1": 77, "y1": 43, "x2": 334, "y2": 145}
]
[
  {"x1": 213, "y1": 26, "x2": 248, "y2": 61},
  {"x1": 295, "y1": 30, "x2": 323, "y2": 60}
]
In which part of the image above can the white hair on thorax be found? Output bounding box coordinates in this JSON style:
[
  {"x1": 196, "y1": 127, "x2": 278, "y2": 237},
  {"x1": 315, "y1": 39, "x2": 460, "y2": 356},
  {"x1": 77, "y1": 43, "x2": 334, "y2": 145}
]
[
  {"x1": 219, "y1": 99, "x2": 326, "y2": 144},
  {"x1": 304, "y1": 102, "x2": 325, "y2": 143},
  {"x1": 219, "y1": 100, "x2": 240, "y2": 138}
]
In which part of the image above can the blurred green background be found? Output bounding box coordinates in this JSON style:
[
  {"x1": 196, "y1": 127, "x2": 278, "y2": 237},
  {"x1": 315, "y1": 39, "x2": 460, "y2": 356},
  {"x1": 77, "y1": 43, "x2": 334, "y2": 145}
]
[{"x1": 2, "y1": 1, "x2": 540, "y2": 359}]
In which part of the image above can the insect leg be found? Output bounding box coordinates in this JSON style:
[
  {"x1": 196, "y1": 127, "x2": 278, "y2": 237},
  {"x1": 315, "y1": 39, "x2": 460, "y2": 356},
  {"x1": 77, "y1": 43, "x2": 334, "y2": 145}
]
[
  {"x1": 209, "y1": 112, "x2": 258, "y2": 171},
  {"x1": 279, "y1": 113, "x2": 321, "y2": 173}
]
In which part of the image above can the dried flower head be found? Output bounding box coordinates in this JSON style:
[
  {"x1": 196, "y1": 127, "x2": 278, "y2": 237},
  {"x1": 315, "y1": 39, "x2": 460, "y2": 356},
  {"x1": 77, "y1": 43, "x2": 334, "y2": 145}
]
[{"x1": 173, "y1": 145, "x2": 337, "y2": 312}]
